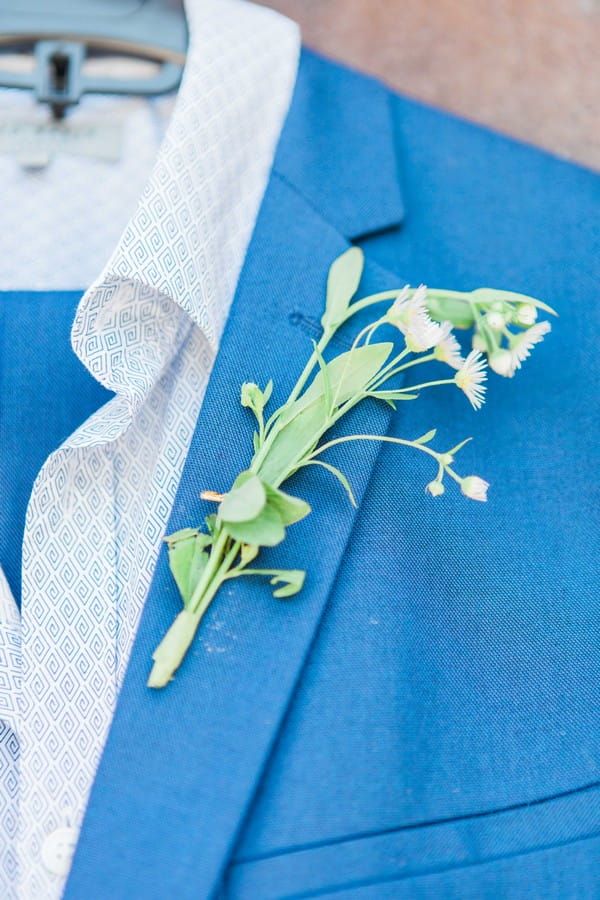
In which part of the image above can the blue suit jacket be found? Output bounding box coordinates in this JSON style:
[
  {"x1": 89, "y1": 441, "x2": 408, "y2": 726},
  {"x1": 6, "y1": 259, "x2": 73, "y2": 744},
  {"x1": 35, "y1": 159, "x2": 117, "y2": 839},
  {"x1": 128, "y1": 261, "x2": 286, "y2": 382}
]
[{"x1": 65, "y1": 50, "x2": 600, "y2": 898}]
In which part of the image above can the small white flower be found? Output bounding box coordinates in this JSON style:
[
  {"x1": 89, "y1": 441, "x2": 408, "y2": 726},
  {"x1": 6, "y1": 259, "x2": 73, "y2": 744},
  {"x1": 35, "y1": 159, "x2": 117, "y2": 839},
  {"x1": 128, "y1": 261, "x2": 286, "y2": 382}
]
[
  {"x1": 454, "y1": 350, "x2": 487, "y2": 410},
  {"x1": 389, "y1": 285, "x2": 453, "y2": 353},
  {"x1": 509, "y1": 321, "x2": 551, "y2": 371},
  {"x1": 460, "y1": 475, "x2": 490, "y2": 502},
  {"x1": 488, "y1": 349, "x2": 515, "y2": 378},
  {"x1": 513, "y1": 303, "x2": 538, "y2": 327},
  {"x1": 425, "y1": 480, "x2": 445, "y2": 497},
  {"x1": 434, "y1": 332, "x2": 464, "y2": 370}
]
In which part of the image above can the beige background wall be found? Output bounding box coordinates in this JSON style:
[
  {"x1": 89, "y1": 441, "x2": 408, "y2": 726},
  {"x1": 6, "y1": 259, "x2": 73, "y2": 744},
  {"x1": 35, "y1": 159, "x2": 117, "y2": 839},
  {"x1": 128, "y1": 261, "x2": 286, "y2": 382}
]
[{"x1": 262, "y1": 0, "x2": 599, "y2": 171}]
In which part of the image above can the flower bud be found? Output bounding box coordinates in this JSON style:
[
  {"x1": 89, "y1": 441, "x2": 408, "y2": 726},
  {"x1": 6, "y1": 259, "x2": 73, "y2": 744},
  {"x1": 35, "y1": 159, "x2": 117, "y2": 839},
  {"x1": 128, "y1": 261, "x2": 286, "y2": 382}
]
[
  {"x1": 425, "y1": 480, "x2": 445, "y2": 497},
  {"x1": 472, "y1": 332, "x2": 487, "y2": 352},
  {"x1": 460, "y1": 475, "x2": 490, "y2": 502},
  {"x1": 513, "y1": 303, "x2": 537, "y2": 327},
  {"x1": 240, "y1": 382, "x2": 262, "y2": 408},
  {"x1": 485, "y1": 311, "x2": 505, "y2": 331},
  {"x1": 488, "y1": 349, "x2": 515, "y2": 378}
]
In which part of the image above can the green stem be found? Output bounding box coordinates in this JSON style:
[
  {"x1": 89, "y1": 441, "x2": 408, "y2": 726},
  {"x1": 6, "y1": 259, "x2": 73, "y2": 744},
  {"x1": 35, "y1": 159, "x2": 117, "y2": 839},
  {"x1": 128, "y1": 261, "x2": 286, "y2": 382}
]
[
  {"x1": 147, "y1": 607, "x2": 205, "y2": 688},
  {"x1": 369, "y1": 351, "x2": 435, "y2": 392},
  {"x1": 340, "y1": 290, "x2": 404, "y2": 323},
  {"x1": 443, "y1": 466, "x2": 463, "y2": 485},
  {"x1": 255, "y1": 327, "x2": 336, "y2": 471},
  {"x1": 329, "y1": 317, "x2": 386, "y2": 411},
  {"x1": 389, "y1": 377, "x2": 454, "y2": 393},
  {"x1": 352, "y1": 318, "x2": 385, "y2": 350},
  {"x1": 188, "y1": 527, "x2": 230, "y2": 612},
  {"x1": 147, "y1": 528, "x2": 240, "y2": 687},
  {"x1": 368, "y1": 347, "x2": 410, "y2": 387},
  {"x1": 472, "y1": 305, "x2": 499, "y2": 356},
  {"x1": 341, "y1": 288, "x2": 473, "y2": 325},
  {"x1": 309, "y1": 433, "x2": 443, "y2": 465},
  {"x1": 284, "y1": 328, "x2": 334, "y2": 407}
]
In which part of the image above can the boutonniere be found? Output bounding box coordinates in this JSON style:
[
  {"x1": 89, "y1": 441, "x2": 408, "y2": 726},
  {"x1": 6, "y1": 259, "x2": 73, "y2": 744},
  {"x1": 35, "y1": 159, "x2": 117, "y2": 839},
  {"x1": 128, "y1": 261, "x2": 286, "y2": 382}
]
[{"x1": 148, "y1": 248, "x2": 555, "y2": 687}]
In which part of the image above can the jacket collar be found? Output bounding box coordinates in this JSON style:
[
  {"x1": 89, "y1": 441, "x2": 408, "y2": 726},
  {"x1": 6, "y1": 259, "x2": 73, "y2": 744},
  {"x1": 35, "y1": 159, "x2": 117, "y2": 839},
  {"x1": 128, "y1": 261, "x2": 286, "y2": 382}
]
[
  {"x1": 274, "y1": 49, "x2": 405, "y2": 240},
  {"x1": 65, "y1": 49, "x2": 404, "y2": 899}
]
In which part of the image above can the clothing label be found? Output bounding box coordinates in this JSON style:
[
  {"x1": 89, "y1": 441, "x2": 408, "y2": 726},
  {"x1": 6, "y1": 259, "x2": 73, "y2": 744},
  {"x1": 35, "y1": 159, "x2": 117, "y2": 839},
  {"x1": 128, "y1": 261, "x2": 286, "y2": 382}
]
[{"x1": 0, "y1": 115, "x2": 123, "y2": 168}]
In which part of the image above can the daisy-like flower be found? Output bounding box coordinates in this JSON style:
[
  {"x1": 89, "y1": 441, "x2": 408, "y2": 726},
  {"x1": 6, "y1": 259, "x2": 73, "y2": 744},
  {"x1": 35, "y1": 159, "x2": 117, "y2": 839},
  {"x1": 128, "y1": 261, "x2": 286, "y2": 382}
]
[
  {"x1": 460, "y1": 475, "x2": 490, "y2": 502},
  {"x1": 434, "y1": 332, "x2": 464, "y2": 370},
  {"x1": 454, "y1": 350, "x2": 487, "y2": 409},
  {"x1": 509, "y1": 321, "x2": 551, "y2": 371},
  {"x1": 389, "y1": 285, "x2": 453, "y2": 353}
]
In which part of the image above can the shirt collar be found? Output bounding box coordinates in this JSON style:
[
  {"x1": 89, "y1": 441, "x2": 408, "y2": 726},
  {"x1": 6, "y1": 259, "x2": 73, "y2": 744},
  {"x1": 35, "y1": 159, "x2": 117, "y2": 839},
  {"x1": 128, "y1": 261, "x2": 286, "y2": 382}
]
[{"x1": 71, "y1": 0, "x2": 300, "y2": 406}]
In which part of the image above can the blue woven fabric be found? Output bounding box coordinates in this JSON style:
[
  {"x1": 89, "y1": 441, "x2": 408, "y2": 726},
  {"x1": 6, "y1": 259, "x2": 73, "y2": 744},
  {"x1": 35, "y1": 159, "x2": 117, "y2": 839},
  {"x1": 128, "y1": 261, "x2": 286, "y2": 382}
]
[
  {"x1": 0, "y1": 291, "x2": 112, "y2": 607},
  {"x1": 65, "y1": 50, "x2": 600, "y2": 898}
]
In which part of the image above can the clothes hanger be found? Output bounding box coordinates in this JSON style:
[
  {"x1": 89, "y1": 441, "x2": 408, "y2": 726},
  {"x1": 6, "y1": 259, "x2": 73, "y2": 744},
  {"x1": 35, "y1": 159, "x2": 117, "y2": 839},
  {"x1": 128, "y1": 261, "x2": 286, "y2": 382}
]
[{"x1": 0, "y1": 0, "x2": 188, "y2": 119}]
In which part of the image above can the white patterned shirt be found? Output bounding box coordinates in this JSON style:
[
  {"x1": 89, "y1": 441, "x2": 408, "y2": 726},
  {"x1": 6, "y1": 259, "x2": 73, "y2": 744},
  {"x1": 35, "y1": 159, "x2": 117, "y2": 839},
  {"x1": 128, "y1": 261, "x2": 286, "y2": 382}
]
[{"x1": 0, "y1": 2, "x2": 300, "y2": 896}]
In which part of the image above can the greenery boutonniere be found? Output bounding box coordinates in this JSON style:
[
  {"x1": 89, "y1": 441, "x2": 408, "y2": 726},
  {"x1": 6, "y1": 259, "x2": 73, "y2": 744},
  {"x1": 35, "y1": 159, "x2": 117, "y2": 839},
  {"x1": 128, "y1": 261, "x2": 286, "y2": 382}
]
[{"x1": 148, "y1": 248, "x2": 555, "y2": 688}]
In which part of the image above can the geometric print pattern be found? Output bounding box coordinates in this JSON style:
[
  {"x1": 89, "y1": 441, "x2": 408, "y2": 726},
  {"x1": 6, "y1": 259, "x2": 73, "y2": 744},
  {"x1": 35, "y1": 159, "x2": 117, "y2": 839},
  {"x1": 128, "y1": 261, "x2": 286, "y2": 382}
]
[
  {"x1": 0, "y1": 577, "x2": 21, "y2": 900},
  {"x1": 0, "y1": 722, "x2": 18, "y2": 900},
  {"x1": 0, "y1": 2, "x2": 300, "y2": 896},
  {"x1": 17, "y1": 316, "x2": 212, "y2": 900}
]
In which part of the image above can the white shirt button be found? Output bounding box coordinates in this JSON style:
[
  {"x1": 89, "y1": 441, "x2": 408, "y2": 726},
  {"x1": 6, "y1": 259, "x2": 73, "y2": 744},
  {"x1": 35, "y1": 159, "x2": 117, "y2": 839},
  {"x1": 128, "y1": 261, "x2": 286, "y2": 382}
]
[{"x1": 41, "y1": 826, "x2": 78, "y2": 876}]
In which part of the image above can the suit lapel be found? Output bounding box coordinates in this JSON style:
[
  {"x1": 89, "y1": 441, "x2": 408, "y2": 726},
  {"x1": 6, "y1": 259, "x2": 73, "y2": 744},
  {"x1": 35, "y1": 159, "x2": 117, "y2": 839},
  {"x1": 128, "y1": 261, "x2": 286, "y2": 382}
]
[{"x1": 65, "y1": 51, "x2": 404, "y2": 899}]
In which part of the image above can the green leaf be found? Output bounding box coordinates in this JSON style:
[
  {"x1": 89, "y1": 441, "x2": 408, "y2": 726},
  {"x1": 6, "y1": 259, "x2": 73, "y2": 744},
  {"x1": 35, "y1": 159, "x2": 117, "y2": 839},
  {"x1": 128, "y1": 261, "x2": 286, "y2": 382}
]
[
  {"x1": 240, "y1": 543, "x2": 259, "y2": 565},
  {"x1": 269, "y1": 569, "x2": 306, "y2": 598},
  {"x1": 257, "y1": 347, "x2": 393, "y2": 486},
  {"x1": 166, "y1": 531, "x2": 211, "y2": 608},
  {"x1": 312, "y1": 339, "x2": 333, "y2": 415},
  {"x1": 223, "y1": 503, "x2": 286, "y2": 547},
  {"x1": 166, "y1": 533, "x2": 196, "y2": 601},
  {"x1": 219, "y1": 471, "x2": 266, "y2": 523},
  {"x1": 369, "y1": 389, "x2": 419, "y2": 403},
  {"x1": 257, "y1": 396, "x2": 328, "y2": 486},
  {"x1": 263, "y1": 379, "x2": 274, "y2": 403},
  {"x1": 242, "y1": 568, "x2": 306, "y2": 598},
  {"x1": 471, "y1": 288, "x2": 558, "y2": 317},
  {"x1": 426, "y1": 295, "x2": 474, "y2": 329},
  {"x1": 264, "y1": 484, "x2": 311, "y2": 525},
  {"x1": 288, "y1": 343, "x2": 394, "y2": 421},
  {"x1": 302, "y1": 459, "x2": 358, "y2": 508},
  {"x1": 448, "y1": 436, "x2": 472, "y2": 455},
  {"x1": 321, "y1": 246, "x2": 364, "y2": 332},
  {"x1": 205, "y1": 513, "x2": 217, "y2": 535},
  {"x1": 164, "y1": 527, "x2": 201, "y2": 544},
  {"x1": 261, "y1": 344, "x2": 394, "y2": 488},
  {"x1": 187, "y1": 540, "x2": 210, "y2": 602},
  {"x1": 415, "y1": 428, "x2": 437, "y2": 444}
]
